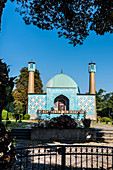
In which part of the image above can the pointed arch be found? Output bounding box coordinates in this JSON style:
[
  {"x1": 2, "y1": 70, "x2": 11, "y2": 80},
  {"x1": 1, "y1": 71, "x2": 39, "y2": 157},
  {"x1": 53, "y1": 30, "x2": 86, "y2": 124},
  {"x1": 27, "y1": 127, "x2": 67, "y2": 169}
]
[{"x1": 54, "y1": 95, "x2": 69, "y2": 111}]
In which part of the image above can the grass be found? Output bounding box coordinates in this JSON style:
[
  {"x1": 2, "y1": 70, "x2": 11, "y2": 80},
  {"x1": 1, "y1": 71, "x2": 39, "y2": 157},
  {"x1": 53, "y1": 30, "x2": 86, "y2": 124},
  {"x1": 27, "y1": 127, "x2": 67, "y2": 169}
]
[{"x1": 2, "y1": 120, "x2": 38, "y2": 130}]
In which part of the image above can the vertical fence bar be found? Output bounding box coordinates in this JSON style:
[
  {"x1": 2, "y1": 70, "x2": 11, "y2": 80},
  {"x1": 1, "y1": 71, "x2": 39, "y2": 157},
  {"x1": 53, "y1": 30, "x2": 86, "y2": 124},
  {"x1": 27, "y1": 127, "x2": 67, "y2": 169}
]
[
  {"x1": 70, "y1": 147, "x2": 72, "y2": 169},
  {"x1": 44, "y1": 148, "x2": 46, "y2": 170},
  {"x1": 112, "y1": 148, "x2": 113, "y2": 169},
  {"x1": 38, "y1": 148, "x2": 40, "y2": 169},
  {"x1": 55, "y1": 147, "x2": 57, "y2": 169},
  {"x1": 102, "y1": 148, "x2": 103, "y2": 169},
  {"x1": 32, "y1": 148, "x2": 34, "y2": 170},
  {"x1": 75, "y1": 147, "x2": 77, "y2": 168},
  {"x1": 107, "y1": 148, "x2": 108, "y2": 169},
  {"x1": 50, "y1": 148, "x2": 52, "y2": 169},
  {"x1": 81, "y1": 147, "x2": 82, "y2": 169},
  {"x1": 86, "y1": 147, "x2": 88, "y2": 168},
  {"x1": 91, "y1": 147, "x2": 93, "y2": 169},
  {"x1": 96, "y1": 147, "x2": 98, "y2": 169},
  {"x1": 62, "y1": 146, "x2": 66, "y2": 170}
]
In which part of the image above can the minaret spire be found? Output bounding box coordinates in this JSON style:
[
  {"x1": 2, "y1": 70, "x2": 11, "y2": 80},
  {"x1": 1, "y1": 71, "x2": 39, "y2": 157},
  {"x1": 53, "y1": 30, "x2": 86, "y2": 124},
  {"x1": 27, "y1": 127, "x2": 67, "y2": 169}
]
[{"x1": 61, "y1": 68, "x2": 63, "y2": 73}]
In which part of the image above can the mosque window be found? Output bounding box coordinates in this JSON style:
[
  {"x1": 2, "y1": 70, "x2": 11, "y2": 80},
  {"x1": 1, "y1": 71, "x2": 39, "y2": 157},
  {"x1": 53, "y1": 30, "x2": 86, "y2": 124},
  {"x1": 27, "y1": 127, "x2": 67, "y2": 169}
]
[{"x1": 30, "y1": 64, "x2": 33, "y2": 69}]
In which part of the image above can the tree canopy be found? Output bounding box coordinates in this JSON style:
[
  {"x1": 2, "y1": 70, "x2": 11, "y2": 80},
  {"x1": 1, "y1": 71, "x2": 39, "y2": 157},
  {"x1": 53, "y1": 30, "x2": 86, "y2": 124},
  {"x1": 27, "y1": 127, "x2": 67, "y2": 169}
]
[
  {"x1": 13, "y1": 67, "x2": 43, "y2": 112},
  {"x1": 1, "y1": 0, "x2": 113, "y2": 46},
  {"x1": 96, "y1": 89, "x2": 113, "y2": 117},
  {"x1": 0, "y1": 59, "x2": 16, "y2": 120}
]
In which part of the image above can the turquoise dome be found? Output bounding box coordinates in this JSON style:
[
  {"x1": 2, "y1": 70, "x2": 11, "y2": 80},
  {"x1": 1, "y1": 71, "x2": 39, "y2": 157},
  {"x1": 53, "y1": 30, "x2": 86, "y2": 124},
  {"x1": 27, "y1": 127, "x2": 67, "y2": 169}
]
[{"x1": 44, "y1": 73, "x2": 80, "y2": 93}]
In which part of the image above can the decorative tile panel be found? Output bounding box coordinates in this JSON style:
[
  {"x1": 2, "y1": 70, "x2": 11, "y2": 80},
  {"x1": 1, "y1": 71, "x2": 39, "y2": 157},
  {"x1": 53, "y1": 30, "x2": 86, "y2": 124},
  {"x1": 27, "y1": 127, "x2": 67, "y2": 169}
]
[
  {"x1": 28, "y1": 94, "x2": 47, "y2": 115},
  {"x1": 47, "y1": 88, "x2": 78, "y2": 110},
  {"x1": 77, "y1": 95, "x2": 95, "y2": 115}
]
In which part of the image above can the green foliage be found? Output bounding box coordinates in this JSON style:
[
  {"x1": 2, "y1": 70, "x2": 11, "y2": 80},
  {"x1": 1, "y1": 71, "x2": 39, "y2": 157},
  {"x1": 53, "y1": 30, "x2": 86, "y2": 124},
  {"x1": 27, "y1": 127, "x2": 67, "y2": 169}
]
[
  {"x1": 96, "y1": 89, "x2": 113, "y2": 117},
  {"x1": 97, "y1": 116, "x2": 101, "y2": 121},
  {"x1": 0, "y1": 59, "x2": 16, "y2": 120},
  {"x1": 2, "y1": 110, "x2": 14, "y2": 120},
  {"x1": 100, "y1": 117, "x2": 112, "y2": 123},
  {"x1": 24, "y1": 114, "x2": 30, "y2": 120},
  {"x1": 7, "y1": 0, "x2": 113, "y2": 46},
  {"x1": 13, "y1": 67, "x2": 43, "y2": 113},
  {"x1": 1, "y1": 1, "x2": 113, "y2": 46},
  {"x1": 14, "y1": 101, "x2": 23, "y2": 120},
  {"x1": 2, "y1": 110, "x2": 8, "y2": 120}
]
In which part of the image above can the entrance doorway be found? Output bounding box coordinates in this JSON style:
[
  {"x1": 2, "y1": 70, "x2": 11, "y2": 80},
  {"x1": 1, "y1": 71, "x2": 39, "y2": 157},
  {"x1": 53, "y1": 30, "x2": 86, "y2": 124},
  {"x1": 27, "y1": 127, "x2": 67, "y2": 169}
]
[{"x1": 54, "y1": 95, "x2": 69, "y2": 111}]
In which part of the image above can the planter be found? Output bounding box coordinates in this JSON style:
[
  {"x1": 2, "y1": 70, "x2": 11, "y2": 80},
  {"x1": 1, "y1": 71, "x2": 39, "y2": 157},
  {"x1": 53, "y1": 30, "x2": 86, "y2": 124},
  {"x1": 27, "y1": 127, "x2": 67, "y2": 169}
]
[{"x1": 31, "y1": 128, "x2": 96, "y2": 142}]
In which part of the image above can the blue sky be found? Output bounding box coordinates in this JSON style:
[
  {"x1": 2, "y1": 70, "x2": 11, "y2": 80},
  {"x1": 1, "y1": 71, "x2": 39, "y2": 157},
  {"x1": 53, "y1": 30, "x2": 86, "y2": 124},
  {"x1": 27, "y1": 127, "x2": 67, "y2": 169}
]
[{"x1": 0, "y1": 1, "x2": 113, "y2": 93}]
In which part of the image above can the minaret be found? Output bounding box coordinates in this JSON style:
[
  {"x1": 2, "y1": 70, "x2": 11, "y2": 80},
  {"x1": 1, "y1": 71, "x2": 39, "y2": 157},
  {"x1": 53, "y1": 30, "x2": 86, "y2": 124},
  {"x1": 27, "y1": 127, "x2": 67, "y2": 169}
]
[
  {"x1": 88, "y1": 61, "x2": 96, "y2": 94},
  {"x1": 28, "y1": 61, "x2": 35, "y2": 93}
]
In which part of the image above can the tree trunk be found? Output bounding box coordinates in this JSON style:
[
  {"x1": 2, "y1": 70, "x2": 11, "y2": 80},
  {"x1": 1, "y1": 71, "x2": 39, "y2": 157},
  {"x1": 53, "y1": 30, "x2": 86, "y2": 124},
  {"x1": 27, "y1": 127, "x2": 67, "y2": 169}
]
[{"x1": 0, "y1": 0, "x2": 7, "y2": 31}]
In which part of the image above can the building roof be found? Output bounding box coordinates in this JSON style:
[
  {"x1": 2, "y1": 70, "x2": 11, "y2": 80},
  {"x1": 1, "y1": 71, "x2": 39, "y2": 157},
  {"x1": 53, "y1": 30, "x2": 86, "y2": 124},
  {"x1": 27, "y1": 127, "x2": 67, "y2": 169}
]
[{"x1": 44, "y1": 73, "x2": 79, "y2": 93}]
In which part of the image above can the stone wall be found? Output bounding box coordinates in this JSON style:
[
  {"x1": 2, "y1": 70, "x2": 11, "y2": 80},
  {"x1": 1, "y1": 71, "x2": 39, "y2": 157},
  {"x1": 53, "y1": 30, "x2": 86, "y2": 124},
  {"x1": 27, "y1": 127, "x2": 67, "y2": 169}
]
[{"x1": 31, "y1": 128, "x2": 96, "y2": 142}]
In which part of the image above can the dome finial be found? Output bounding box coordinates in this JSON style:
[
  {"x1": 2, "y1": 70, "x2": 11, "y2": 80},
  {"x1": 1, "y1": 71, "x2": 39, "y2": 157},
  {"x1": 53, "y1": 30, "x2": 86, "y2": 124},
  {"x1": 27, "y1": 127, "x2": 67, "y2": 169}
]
[{"x1": 61, "y1": 68, "x2": 63, "y2": 73}]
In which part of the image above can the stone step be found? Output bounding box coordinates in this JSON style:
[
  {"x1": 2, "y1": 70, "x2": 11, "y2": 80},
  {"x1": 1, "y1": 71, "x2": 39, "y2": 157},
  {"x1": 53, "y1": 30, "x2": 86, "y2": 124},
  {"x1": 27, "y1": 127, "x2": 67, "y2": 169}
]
[
  {"x1": 96, "y1": 129, "x2": 113, "y2": 140},
  {"x1": 11, "y1": 129, "x2": 31, "y2": 139},
  {"x1": 97, "y1": 136, "x2": 113, "y2": 140}
]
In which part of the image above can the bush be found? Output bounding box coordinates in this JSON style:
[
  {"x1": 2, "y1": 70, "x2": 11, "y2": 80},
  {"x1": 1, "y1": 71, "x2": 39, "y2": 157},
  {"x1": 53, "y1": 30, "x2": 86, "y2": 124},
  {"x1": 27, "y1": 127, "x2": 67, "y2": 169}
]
[
  {"x1": 35, "y1": 115, "x2": 77, "y2": 129},
  {"x1": 82, "y1": 118, "x2": 91, "y2": 128},
  {"x1": 100, "y1": 117, "x2": 112, "y2": 123},
  {"x1": 97, "y1": 116, "x2": 101, "y2": 121},
  {"x1": 2, "y1": 110, "x2": 14, "y2": 120},
  {"x1": 2, "y1": 110, "x2": 8, "y2": 120},
  {"x1": 24, "y1": 114, "x2": 30, "y2": 120}
]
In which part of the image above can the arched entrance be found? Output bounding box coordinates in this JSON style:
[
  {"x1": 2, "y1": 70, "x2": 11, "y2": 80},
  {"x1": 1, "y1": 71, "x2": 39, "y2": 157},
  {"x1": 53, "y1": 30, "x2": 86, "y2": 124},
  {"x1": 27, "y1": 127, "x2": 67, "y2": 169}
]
[{"x1": 54, "y1": 95, "x2": 69, "y2": 111}]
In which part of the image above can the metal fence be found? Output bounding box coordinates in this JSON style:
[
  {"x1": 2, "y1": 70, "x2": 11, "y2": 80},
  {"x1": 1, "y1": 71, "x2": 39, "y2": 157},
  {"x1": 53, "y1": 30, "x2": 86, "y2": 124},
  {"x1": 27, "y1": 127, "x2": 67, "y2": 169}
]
[{"x1": 13, "y1": 145, "x2": 113, "y2": 169}]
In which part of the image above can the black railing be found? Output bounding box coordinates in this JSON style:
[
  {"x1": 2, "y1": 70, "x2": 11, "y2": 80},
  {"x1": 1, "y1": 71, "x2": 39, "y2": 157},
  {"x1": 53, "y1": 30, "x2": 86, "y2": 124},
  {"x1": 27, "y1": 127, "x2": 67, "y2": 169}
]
[{"x1": 13, "y1": 145, "x2": 113, "y2": 169}]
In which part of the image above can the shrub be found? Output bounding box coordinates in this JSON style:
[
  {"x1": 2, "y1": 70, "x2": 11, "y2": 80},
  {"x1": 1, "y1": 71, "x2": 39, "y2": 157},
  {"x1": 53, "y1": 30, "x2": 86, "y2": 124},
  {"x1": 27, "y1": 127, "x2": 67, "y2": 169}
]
[
  {"x1": 35, "y1": 115, "x2": 77, "y2": 129},
  {"x1": 2, "y1": 110, "x2": 8, "y2": 120},
  {"x1": 97, "y1": 116, "x2": 101, "y2": 121},
  {"x1": 100, "y1": 117, "x2": 111, "y2": 123},
  {"x1": 24, "y1": 114, "x2": 30, "y2": 120},
  {"x1": 82, "y1": 118, "x2": 91, "y2": 128},
  {"x1": 2, "y1": 110, "x2": 14, "y2": 120}
]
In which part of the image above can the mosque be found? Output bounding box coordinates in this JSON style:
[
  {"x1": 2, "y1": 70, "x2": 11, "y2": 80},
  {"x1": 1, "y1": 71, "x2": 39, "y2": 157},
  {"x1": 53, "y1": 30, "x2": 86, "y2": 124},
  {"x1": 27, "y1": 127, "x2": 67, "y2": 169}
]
[{"x1": 28, "y1": 61, "x2": 96, "y2": 120}]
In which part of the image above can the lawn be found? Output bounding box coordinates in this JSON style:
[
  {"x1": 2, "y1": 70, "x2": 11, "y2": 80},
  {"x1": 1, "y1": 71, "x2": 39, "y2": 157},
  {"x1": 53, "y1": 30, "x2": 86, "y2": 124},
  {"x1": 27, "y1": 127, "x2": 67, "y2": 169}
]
[{"x1": 2, "y1": 120, "x2": 38, "y2": 130}]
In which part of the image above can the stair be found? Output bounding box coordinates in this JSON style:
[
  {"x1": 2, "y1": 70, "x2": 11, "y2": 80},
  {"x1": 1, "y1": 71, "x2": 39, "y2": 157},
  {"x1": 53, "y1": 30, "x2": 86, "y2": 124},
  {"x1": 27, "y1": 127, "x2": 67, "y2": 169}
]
[
  {"x1": 11, "y1": 129, "x2": 31, "y2": 139},
  {"x1": 96, "y1": 129, "x2": 113, "y2": 141}
]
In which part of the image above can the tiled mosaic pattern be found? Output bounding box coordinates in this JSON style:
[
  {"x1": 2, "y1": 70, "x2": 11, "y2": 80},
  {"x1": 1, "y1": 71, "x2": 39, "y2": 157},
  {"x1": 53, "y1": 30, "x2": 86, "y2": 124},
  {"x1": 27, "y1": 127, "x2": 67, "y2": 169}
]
[
  {"x1": 28, "y1": 95, "x2": 47, "y2": 114},
  {"x1": 47, "y1": 88, "x2": 78, "y2": 110},
  {"x1": 28, "y1": 92, "x2": 95, "y2": 117},
  {"x1": 78, "y1": 95, "x2": 95, "y2": 114}
]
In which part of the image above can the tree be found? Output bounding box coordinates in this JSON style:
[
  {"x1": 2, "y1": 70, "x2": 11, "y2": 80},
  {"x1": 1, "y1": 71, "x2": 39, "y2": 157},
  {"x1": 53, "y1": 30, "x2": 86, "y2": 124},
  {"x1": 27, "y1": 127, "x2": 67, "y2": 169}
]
[
  {"x1": 14, "y1": 101, "x2": 23, "y2": 121},
  {"x1": 0, "y1": 59, "x2": 16, "y2": 169},
  {"x1": 96, "y1": 89, "x2": 113, "y2": 117},
  {"x1": 1, "y1": 0, "x2": 113, "y2": 46},
  {"x1": 13, "y1": 67, "x2": 43, "y2": 113},
  {"x1": 0, "y1": 59, "x2": 16, "y2": 120}
]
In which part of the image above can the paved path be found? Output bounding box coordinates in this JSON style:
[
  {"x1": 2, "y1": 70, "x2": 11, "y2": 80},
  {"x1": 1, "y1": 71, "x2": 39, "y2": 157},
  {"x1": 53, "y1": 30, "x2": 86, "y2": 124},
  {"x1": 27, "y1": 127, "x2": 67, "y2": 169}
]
[{"x1": 91, "y1": 121, "x2": 113, "y2": 130}]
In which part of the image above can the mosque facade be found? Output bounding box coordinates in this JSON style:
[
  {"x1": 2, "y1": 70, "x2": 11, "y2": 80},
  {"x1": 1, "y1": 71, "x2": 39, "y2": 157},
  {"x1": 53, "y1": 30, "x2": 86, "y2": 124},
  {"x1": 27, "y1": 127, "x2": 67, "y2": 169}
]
[{"x1": 28, "y1": 61, "x2": 96, "y2": 120}]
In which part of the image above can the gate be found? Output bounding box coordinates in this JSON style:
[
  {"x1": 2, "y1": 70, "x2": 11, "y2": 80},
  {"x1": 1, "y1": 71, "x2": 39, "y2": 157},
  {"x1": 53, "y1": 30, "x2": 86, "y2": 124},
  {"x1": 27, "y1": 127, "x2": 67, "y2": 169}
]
[{"x1": 13, "y1": 145, "x2": 113, "y2": 169}]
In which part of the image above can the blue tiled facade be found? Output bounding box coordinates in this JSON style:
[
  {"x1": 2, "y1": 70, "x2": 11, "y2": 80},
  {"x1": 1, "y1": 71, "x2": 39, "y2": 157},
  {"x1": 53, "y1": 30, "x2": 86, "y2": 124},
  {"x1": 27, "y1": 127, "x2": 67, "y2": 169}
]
[
  {"x1": 28, "y1": 90, "x2": 96, "y2": 119},
  {"x1": 28, "y1": 94, "x2": 47, "y2": 115},
  {"x1": 28, "y1": 62, "x2": 96, "y2": 120},
  {"x1": 47, "y1": 88, "x2": 78, "y2": 110}
]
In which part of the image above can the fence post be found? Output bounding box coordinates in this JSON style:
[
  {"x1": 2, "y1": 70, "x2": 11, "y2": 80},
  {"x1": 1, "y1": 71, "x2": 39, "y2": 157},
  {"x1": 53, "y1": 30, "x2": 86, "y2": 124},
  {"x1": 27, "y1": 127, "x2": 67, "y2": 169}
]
[{"x1": 61, "y1": 146, "x2": 66, "y2": 170}]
